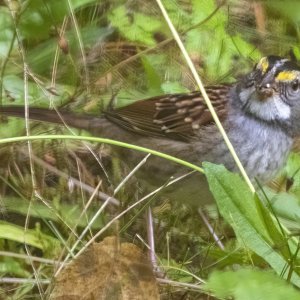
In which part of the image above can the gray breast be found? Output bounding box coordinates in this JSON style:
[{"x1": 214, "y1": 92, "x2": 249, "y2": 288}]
[
  {"x1": 194, "y1": 114, "x2": 293, "y2": 183},
  {"x1": 232, "y1": 113, "x2": 292, "y2": 182}
]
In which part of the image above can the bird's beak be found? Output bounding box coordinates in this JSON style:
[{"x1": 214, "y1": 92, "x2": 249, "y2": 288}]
[
  {"x1": 255, "y1": 72, "x2": 276, "y2": 101},
  {"x1": 256, "y1": 85, "x2": 275, "y2": 101}
]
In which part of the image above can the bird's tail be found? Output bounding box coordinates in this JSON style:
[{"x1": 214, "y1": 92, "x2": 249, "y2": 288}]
[{"x1": 0, "y1": 106, "x2": 103, "y2": 132}]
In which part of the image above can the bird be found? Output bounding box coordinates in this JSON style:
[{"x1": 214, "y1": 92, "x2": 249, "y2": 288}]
[{"x1": 1, "y1": 55, "x2": 300, "y2": 202}]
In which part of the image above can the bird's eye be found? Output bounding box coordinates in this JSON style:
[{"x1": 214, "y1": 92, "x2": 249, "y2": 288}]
[{"x1": 291, "y1": 79, "x2": 299, "y2": 91}]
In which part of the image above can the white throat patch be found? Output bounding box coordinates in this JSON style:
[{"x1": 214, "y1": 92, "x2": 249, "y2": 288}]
[{"x1": 239, "y1": 88, "x2": 291, "y2": 121}]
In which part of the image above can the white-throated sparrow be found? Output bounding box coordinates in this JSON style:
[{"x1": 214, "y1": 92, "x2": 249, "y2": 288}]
[{"x1": 1, "y1": 56, "x2": 300, "y2": 198}]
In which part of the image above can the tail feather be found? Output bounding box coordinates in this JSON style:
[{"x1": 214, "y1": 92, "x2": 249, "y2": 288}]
[{"x1": 0, "y1": 106, "x2": 97, "y2": 132}]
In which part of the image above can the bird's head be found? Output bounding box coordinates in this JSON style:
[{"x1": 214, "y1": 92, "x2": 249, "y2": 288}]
[{"x1": 236, "y1": 55, "x2": 300, "y2": 134}]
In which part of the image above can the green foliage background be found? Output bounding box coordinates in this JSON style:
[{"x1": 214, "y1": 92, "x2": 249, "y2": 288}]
[{"x1": 2, "y1": 0, "x2": 300, "y2": 298}]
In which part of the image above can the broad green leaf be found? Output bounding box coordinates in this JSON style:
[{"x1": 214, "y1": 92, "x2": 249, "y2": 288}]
[
  {"x1": 204, "y1": 268, "x2": 300, "y2": 300},
  {"x1": 267, "y1": 1, "x2": 300, "y2": 24},
  {"x1": 20, "y1": 0, "x2": 68, "y2": 40},
  {"x1": 203, "y1": 162, "x2": 300, "y2": 287},
  {"x1": 254, "y1": 195, "x2": 292, "y2": 262},
  {"x1": 203, "y1": 162, "x2": 268, "y2": 236},
  {"x1": 25, "y1": 26, "x2": 113, "y2": 76},
  {"x1": 0, "y1": 221, "x2": 60, "y2": 256},
  {"x1": 2, "y1": 197, "x2": 104, "y2": 229},
  {"x1": 271, "y1": 192, "x2": 300, "y2": 224},
  {"x1": 0, "y1": 257, "x2": 31, "y2": 278}
]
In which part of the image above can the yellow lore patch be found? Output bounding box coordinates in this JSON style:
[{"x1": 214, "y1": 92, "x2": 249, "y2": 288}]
[
  {"x1": 276, "y1": 71, "x2": 299, "y2": 82},
  {"x1": 257, "y1": 57, "x2": 269, "y2": 74}
]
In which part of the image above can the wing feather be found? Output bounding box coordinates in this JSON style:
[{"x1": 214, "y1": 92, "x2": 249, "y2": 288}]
[{"x1": 105, "y1": 84, "x2": 231, "y2": 140}]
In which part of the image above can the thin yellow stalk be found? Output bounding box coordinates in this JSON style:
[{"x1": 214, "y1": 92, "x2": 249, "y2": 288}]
[
  {"x1": 155, "y1": 0, "x2": 255, "y2": 193},
  {"x1": 0, "y1": 135, "x2": 204, "y2": 174}
]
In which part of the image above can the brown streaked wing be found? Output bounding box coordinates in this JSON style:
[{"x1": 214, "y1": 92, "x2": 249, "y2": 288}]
[{"x1": 105, "y1": 84, "x2": 231, "y2": 141}]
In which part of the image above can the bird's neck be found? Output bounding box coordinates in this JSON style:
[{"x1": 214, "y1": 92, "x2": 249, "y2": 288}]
[{"x1": 226, "y1": 105, "x2": 293, "y2": 182}]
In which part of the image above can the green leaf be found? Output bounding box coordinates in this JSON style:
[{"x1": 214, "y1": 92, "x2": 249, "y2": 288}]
[
  {"x1": 266, "y1": 1, "x2": 300, "y2": 24},
  {"x1": 271, "y1": 192, "x2": 300, "y2": 224},
  {"x1": 203, "y1": 162, "x2": 268, "y2": 237},
  {"x1": 20, "y1": 0, "x2": 68, "y2": 40},
  {"x1": 25, "y1": 26, "x2": 113, "y2": 76},
  {"x1": 254, "y1": 195, "x2": 292, "y2": 261},
  {"x1": 161, "y1": 81, "x2": 189, "y2": 94},
  {"x1": 2, "y1": 197, "x2": 104, "y2": 229},
  {"x1": 285, "y1": 153, "x2": 300, "y2": 194},
  {"x1": 203, "y1": 162, "x2": 300, "y2": 287},
  {"x1": 0, "y1": 257, "x2": 31, "y2": 278},
  {"x1": 0, "y1": 221, "x2": 61, "y2": 256},
  {"x1": 140, "y1": 56, "x2": 163, "y2": 93},
  {"x1": 108, "y1": 6, "x2": 162, "y2": 46},
  {"x1": 0, "y1": 7, "x2": 14, "y2": 58},
  {"x1": 204, "y1": 268, "x2": 300, "y2": 300}
]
